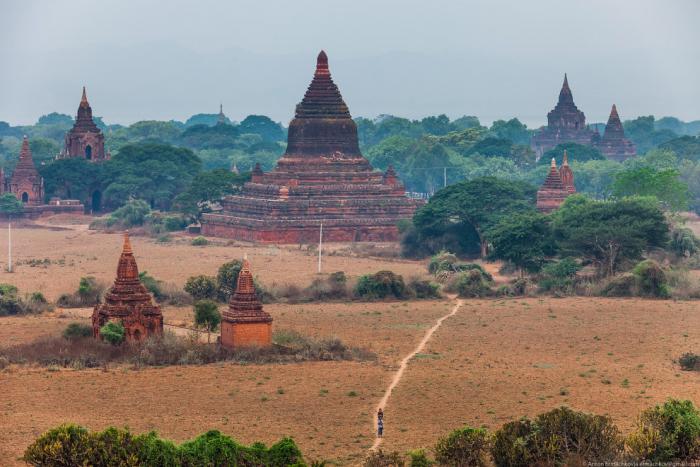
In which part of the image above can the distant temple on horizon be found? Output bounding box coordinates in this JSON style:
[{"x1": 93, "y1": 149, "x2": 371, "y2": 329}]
[
  {"x1": 536, "y1": 151, "x2": 576, "y2": 213},
  {"x1": 0, "y1": 136, "x2": 83, "y2": 217},
  {"x1": 59, "y1": 87, "x2": 109, "y2": 162},
  {"x1": 597, "y1": 104, "x2": 636, "y2": 162},
  {"x1": 201, "y1": 51, "x2": 420, "y2": 243},
  {"x1": 531, "y1": 75, "x2": 637, "y2": 162},
  {"x1": 531, "y1": 74, "x2": 599, "y2": 159}
]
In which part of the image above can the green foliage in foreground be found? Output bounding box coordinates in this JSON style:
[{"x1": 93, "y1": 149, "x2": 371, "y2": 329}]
[
  {"x1": 100, "y1": 321, "x2": 125, "y2": 346},
  {"x1": 0, "y1": 193, "x2": 23, "y2": 214},
  {"x1": 23, "y1": 425, "x2": 305, "y2": 466}
]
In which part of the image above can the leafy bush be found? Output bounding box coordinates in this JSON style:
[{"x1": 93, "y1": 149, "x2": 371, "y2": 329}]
[
  {"x1": 184, "y1": 275, "x2": 218, "y2": 301},
  {"x1": 62, "y1": 323, "x2": 93, "y2": 341},
  {"x1": 100, "y1": 321, "x2": 126, "y2": 345},
  {"x1": 491, "y1": 406, "x2": 622, "y2": 466},
  {"x1": 193, "y1": 300, "x2": 221, "y2": 343},
  {"x1": 670, "y1": 227, "x2": 699, "y2": 258},
  {"x1": 0, "y1": 295, "x2": 26, "y2": 316},
  {"x1": 407, "y1": 449, "x2": 431, "y2": 467},
  {"x1": 633, "y1": 260, "x2": 669, "y2": 298},
  {"x1": 58, "y1": 276, "x2": 106, "y2": 307},
  {"x1": 0, "y1": 283, "x2": 19, "y2": 296},
  {"x1": 599, "y1": 273, "x2": 637, "y2": 297},
  {"x1": 23, "y1": 424, "x2": 305, "y2": 466},
  {"x1": 434, "y1": 426, "x2": 491, "y2": 466},
  {"x1": 355, "y1": 271, "x2": 409, "y2": 300},
  {"x1": 538, "y1": 258, "x2": 581, "y2": 294},
  {"x1": 216, "y1": 260, "x2": 242, "y2": 301},
  {"x1": 109, "y1": 198, "x2": 152, "y2": 227},
  {"x1": 139, "y1": 271, "x2": 163, "y2": 299},
  {"x1": 428, "y1": 250, "x2": 460, "y2": 274},
  {"x1": 407, "y1": 277, "x2": 441, "y2": 299},
  {"x1": 444, "y1": 269, "x2": 493, "y2": 298},
  {"x1": 627, "y1": 399, "x2": 700, "y2": 462},
  {"x1": 679, "y1": 352, "x2": 700, "y2": 371},
  {"x1": 363, "y1": 449, "x2": 405, "y2": 467},
  {"x1": 191, "y1": 236, "x2": 209, "y2": 246}
]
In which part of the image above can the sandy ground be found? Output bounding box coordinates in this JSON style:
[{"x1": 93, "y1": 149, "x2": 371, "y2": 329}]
[
  {"x1": 0, "y1": 221, "x2": 699, "y2": 464},
  {"x1": 0, "y1": 226, "x2": 428, "y2": 301}
]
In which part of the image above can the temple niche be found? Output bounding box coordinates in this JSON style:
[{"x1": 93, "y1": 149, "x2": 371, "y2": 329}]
[
  {"x1": 60, "y1": 87, "x2": 108, "y2": 162},
  {"x1": 220, "y1": 258, "x2": 272, "y2": 349},
  {"x1": 531, "y1": 74, "x2": 598, "y2": 159},
  {"x1": 597, "y1": 104, "x2": 636, "y2": 162},
  {"x1": 201, "y1": 51, "x2": 421, "y2": 243},
  {"x1": 536, "y1": 151, "x2": 576, "y2": 213},
  {"x1": 92, "y1": 232, "x2": 163, "y2": 343}
]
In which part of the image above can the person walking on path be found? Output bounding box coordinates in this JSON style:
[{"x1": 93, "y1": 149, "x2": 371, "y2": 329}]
[{"x1": 377, "y1": 409, "x2": 384, "y2": 438}]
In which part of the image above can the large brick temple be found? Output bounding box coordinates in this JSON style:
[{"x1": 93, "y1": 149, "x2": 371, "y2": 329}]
[
  {"x1": 201, "y1": 51, "x2": 420, "y2": 243},
  {"x1": 59, "y1": 87, "x2": 109, "y2": 162},
  {"x1": 92, "y1": 232, "x2": 163, "y2": 343},
  {"x1": 531, "y1": 74, "x2": 599, "y2": 159},
  {"x1": 597, "y1": 104, "x2": 636, "y2": 162},
  {"x1": 220, "y1": 258, "x2": 272, "y2": 349}
]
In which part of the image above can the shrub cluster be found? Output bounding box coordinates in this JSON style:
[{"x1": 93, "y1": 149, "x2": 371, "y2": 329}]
[
  {"x1": 139, "y1": 271, "x2": 191, "y2": 305},
  {"x1": 355, "y1": 270, "x2": 409, "y2": 300},
  {"x1": 0, "y1": 284, "x2": 51, "y2": 316},
  {"x1": 443, "y1": 269, "x2": 493, "y2": 298},
  {"x1": 57, "y1": 276, "x2": 106, "y2": 307},
  {"x1": 599, "y1": 259, "x2": 670, "y2": 298},
  {"x1": 364, "y1": 401, "x2": 700, "y2": 466},
  {"x1": 537, "y1": 258, "x2": 581, "y2": 295},
  {"x1": 23, "y1": 425, "x2": 305, "y2": 466},
  {"x1": 0, "y1": 328, "x2": 375, "y2": 368},
  {"x1": 679, "y1": 352, "x2": 700, "y2": 371}
]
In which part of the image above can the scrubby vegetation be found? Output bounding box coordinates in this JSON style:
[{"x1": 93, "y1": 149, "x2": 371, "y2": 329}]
[
  {"x1": 0, "y1": 284, "x2": 52, "y2": 316},
  {"x1": 362, "y1": 401, "x2": 699, "y2": 466},
  {"x1": 23, "y1": 424, "x2": 305, "y2": 466},
  {"x1": 57, "y1": 276, "x2": 106, "y2": 307},
  {"x1": 0, "y1": 329, "x2": 375, "y2": 369}
]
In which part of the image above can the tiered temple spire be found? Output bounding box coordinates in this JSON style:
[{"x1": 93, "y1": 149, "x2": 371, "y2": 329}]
[
  {"x1": 598, "y1": 104, "x2": 636, "y2": 162},
  {"x1": 536, "y1": 153, "x2": 576, "y2": 213},
  {"x1": 7, "y1": 136, "x2": 44, "y2": 205},
  {"x1": 62, "y1": 86, "x2": 107, "y2": 162},
  {"x1": 92, "y1": 232, "x2": 163, "y2": 342},
  {"x1": 201, "y1": 51, "x2": 419, "y2": 243},
  {"x1": 220, "y1": 258, "x2": 273, "y2": 348}
]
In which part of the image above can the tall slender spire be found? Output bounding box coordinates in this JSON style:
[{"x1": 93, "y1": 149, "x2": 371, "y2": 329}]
[
  {"x1": 81, "y1": 86, "x2": 88, "y2": 105},
  {"x1": 558, "y1": 73, "x2": 574, "y2": 104},
  {"x1": 116, "y1": 230, "x2": 139, "y2": 282},
  {"x1": 15, "y1": 135, "x2": 36, "y2": 170},
  {"x1": 315, "y1": 50, "x2": 329, "y2": 76},
  {"x1": 294, "y1": 50, "x2": 350, "y2": 119},
  {"x1": 562, "y1": 149, "x2": 569, "y2": 166}
]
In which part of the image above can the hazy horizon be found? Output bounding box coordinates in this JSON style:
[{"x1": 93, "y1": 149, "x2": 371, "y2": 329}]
[{"x1": 1, "y1": 0, "x2": 699, "y2": 127}]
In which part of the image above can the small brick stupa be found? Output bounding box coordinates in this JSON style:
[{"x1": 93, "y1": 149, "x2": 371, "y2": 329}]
[
  {"x1": 597, "y1": 104, "x2": 636, "y2": 162},
  {"x1": 531, "y1": 74, "x2": 598, "y2": 159},
  {"x1": 220, "y1": 258, "x2": 272, "y2": 349},
  {"x1": 60, "y1": 87, "x2": 108, "y2": 162},
  {"x1": 536, "y1": 154, "x2": 576, "y2": 213},
  {"x1": 92, "y1": 232, "x2": 163, "y2": 342},
  {"x1": 201, "y1": 51, "x2": 419, "y2": 243},
  {"x1": 4, "y1": 136, "x2": 44, "y2": 205}
]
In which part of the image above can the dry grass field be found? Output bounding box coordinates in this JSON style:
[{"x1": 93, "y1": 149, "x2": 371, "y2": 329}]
[{"x1": 0, "y1": 223, "x2": 699, "y2": 464}]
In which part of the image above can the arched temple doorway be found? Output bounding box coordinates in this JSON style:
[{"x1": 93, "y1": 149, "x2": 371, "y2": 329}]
[
  {"x1": 85, "y1": 145, "x2": 92, "y2": 160},
  {"x1": 21, "y1": 192, "x2": 29, "y2": 203},
  {"x1": 91, "y1": 190, "x2": 102, "y2": 213}
]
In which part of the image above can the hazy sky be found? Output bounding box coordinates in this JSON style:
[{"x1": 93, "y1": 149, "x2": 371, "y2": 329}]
[{"x1": 1, "y1": 0, "x2": 698, "y2": 127}]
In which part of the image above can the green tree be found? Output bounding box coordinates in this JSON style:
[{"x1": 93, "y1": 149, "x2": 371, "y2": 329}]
[
  {"x1": 0, "y1": 193, "x2": 23, "y2": 214},
  {"x1": 552, "y1": 195, "x2": 669, "y2": 275},
  {"x1": 413, "y1": 177, "x2": 538, "y2": 258},
  {"x1": 365, "y1": 135, "x2": 414, "y2": 171},
  {"x1": 569, "y1": 160, "x2": 622, "y2": 199},
  {"x1": 193, "y1": 300, "x2": 221, "y2": 343},
  {"x1": 174, "y1": 169, "x2": 249, "y2": 220},
  {"x1": 108, "y1": 199, "x2": 151, "y2": 226},
  {"x1": 434, "y1": 426, "x2": 490, "y2": 466},
  {"x1": 39, "y1": 158, "x2": 102, "y2": 203},
  {"x1": 184, "y1": 275, "x2": 218, "y2": 301},
  {"x1": 539, "y1": 142, "x2": 605, "y2": 166},
  {"x1": 125, "y1": 120, "x2": 182, "y2": 144},
  {"x1": 489, "y1": 118, "x2": 531, "y2": 145},
  {"x1": 612, "y1": 166, "x2": 689, "y2": 211},
  {"x1": 100, "y1": 321, "x2": 125, "y2": 345},
  {"x1": 488, "y1": 212, "x2": 554, "y2": 275},
  {"x1": 623, "y1": 116, "x2": 678, "y2": 154},
  {"x1": 465, "y1": 137, "x2": 513, "y2": 158},
  {"x1": 238, "y1": 115, "x2": 285, "y2": 142},
  {"x1": 101, "y1": 143, "x2": 201, "y2": 210},
  {"x1": 216, "y1": 260, "x2": 243, "y2": 301}
]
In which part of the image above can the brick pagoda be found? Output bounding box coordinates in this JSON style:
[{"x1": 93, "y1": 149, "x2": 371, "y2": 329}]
[
  {"x1": 531, "y1": 74, "x2": 598, "y2": 159},
  {"x1": 0, "y1": 136, "x2": 84, "y2": 218},
  {"x1": 4, "y1": 136, "x2": 44, "y2": 205},
  {"x1": 220, "y1": 258, "x2": 272, "y2": 349},
  {"x1": 60, "y1": 87, "x2": 108, "y2": 162},
  {"x1": 201, "y1": 51, "x2": 420, "y2": 243},
  {"x1": 597, "y1": 104, "x2": 636, "y2": 162},
  {"x1": 536, "y1": 153, "x2": 576, "y2": 213},
  {"x1": 92, "y1": 232, "x2": 163, "y2": 342}
]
